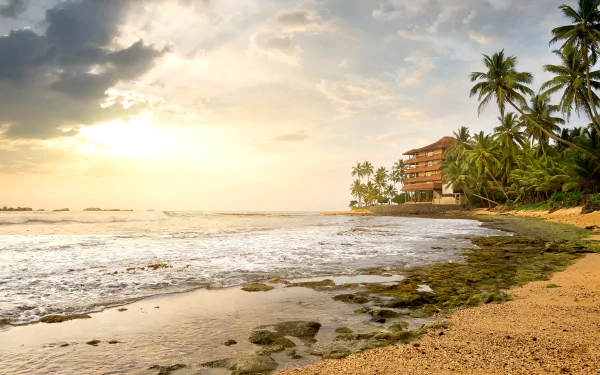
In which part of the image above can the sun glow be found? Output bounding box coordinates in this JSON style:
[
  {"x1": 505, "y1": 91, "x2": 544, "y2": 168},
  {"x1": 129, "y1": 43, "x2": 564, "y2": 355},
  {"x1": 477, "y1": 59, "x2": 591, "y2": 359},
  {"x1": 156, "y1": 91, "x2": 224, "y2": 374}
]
[{"x1": 79, "y1": 115, "x2": 175, "y2": 158}]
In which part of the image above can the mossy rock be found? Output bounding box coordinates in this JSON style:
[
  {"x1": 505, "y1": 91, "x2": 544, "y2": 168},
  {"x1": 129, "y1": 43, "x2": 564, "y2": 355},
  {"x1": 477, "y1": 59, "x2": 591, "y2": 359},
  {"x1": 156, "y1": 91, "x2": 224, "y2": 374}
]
[
  {"x1": 354, "y1": 307, "x2": 370, "y2": 314},
  {"x1": 85, "y1": 340, "x2": 101, "y2": 346},
  {"x1": 333, "y1": 294, "x2": 369, "y2": 304},
  {"x1": 202, "y1": 355, "x2": 277, "y2": 375},
  {"x1": 241, "y1": 283, "x2": 274, "y2": 292},
  {"x1": 285, "y1": 279, "x2": 335, "y2": 290},
  {"x1": 368, "y1": 309, "x2": 401, "y2": 318},
  {"x1": 386, "y1": 321, "x2": 409, "y2": 332},
  {"x1": 335, "y1": 327, "x2": 353, "y2": 334},
  {"x1": 148, "y1": 364, "x2": 188, "y2": 375},
  {"x1": 271, "y1": 321, "x2": 321, "y2": 338},
  {"x1": 40, "y1": 314, "x2": 91, "y2": 324}
]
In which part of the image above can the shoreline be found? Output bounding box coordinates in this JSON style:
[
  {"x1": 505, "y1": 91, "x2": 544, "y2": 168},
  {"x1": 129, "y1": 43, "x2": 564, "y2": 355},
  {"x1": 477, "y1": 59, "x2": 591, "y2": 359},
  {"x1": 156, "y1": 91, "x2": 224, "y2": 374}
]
[{"x1": 1, "y1": 212, "x2": 598, "y2": 374}]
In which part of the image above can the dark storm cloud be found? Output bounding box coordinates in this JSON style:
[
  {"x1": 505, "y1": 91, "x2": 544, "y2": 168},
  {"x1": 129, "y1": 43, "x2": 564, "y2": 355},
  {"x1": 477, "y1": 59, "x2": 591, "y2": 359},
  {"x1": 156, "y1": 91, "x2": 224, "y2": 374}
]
[
  {"x1": 0, "y1": 0, "x2": 169, "y2": 139},
  {"x1": 0, "y1": 0, "x2": 27, "y2": 18}
]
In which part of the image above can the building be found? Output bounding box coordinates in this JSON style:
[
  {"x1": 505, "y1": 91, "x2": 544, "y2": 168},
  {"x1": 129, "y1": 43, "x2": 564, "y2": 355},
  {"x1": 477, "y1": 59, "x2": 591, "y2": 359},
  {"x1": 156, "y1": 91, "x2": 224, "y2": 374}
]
[{"x1": 401, "y1": 136, "x2": 465, "y2": 205}]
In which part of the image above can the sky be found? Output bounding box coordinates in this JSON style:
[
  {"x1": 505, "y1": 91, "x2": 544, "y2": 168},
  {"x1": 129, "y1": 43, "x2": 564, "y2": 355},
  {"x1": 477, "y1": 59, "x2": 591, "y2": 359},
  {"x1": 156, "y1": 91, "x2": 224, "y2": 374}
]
[{"x1": 0, "y1": 0, "x2": 589, "y2": 211}]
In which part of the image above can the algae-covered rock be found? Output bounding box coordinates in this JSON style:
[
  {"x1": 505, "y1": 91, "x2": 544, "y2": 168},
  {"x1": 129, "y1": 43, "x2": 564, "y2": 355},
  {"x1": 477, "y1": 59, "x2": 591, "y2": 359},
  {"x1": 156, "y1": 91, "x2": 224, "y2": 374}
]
[
  {"x1": 285, "y1": 279, "x2": 336, "y2": 290},
  {"x1": 0, "y1": 318, "x2": 10, "y2": 325},
  {"x1": 386, "y1": 321, "x2": 409, "y2": 332},
  {"x1": 272, "y1": 321, "x2": 321, "y2": 338},
  {"x1": 368, "y1": 309, "x2": 401, "y2": 318},
  {"x1": 148, "y1": 364, "x2": 189, "y2": 375},
  {"x1": 354, "y1": 307, "x2": 370, "y2": 314},
  {"x1": 41, "y1": 314, "x2": 91, "y2": 324},
  {"x1": 311, "y1": 332, "x2": 392, "y2": 359},
  {"x1": 202, "y1": 355, "x2": 278, "y2": 375},
  {"x1": 224, "y1": 339, "x2": 237, "y2": 346},
  {"x1": 248, "y1": 330, "x2": 295, "y2": 353},
  {"x1": 241, "y1": 283, "x2": 274, "y2": 292},
  {"x1": 333, "y1": 294, "x2": 369, "y2": 304},
  {"x1": 86, "y1": 340, "x2": 101, "y2": 346},
  {"x1": 335, "y1": 327, "x2": 353, "y2": 334},
  {"x1": 409, "y1": 304, "x2": 438, "y2": 318}
]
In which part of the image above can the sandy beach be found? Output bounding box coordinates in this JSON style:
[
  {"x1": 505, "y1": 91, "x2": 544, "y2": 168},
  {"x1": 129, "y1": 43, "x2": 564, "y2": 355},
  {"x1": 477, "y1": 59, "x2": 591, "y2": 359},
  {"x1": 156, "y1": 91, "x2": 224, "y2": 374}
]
[{"x1": 282, "y1": 252, "x2": 600, "y2": 375}]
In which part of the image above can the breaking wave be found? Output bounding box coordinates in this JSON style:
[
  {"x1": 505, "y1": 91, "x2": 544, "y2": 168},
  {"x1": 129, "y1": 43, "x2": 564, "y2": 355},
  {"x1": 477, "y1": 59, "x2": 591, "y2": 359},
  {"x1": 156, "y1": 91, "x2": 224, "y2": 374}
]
[{"x1": 0, "y1": 211, "x2": 168, "y2": 225}]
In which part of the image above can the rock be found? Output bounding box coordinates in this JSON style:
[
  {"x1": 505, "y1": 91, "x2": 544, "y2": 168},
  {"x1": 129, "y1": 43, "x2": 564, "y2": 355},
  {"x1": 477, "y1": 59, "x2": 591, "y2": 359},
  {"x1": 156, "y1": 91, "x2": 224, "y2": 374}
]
[
  {"x1": 0, "y1": 318, "x2": 10, "y2": 325},
  {"x1": 224, "y1": 339, "x2": 237, "y2": 346},
  {"x1": 271, "y1": 321, "x2": 321, "y2": 338},
  {"x1": 310, "y1": 332, "x2": 393, "y2": 359},
  {"x1": 59, "y1": 343, "x2": 70, "y2": 347},
  {"x1": 284, "y1": 279, "x2": 335, "y2": 290},
  {"x1": 202, "y1": 355, "x2": 277, "y2": 375},
  {"x1": 86, "y1": 340, "x2": 101, "y2": 346},
  {"x1": 40, "y1": 314, "x2": 91, "y2": 324},
  {"x1": 333, "y1": 294, "x2": 369, "y2": 304},
  {"x1": 108, "y1": 340, "x2": 119, "y2": 344},
  {"x1": 117, "y1": 308, "x2": 128, "y2": 312},
  {"x1": 285, "y1": 348, "x2": 297, "y2": 356},
  {"x1": 354, "y1": 307, "x2": 370, "y2": 314},
  {"x1": 148, "y1": 364, "x2": 189, "y2": 375},
  {"x1": 241, "y1": 283, "x2": 274, "y2": 292},
  {"x1": 248, "y1": 330, "x2": 295, "y2": 353},
  {"x1": 267, "y1": 277, "x2": 280, "y2": 283},
  {"x1": 370, "y1": 317, "x2": 386, "y2": 324},
  {"x1": 369, "y1": 309, "x2": 401, "y2": 318},
  {"x1": 386, "y1": 321, "x2": 409, "y2": 332},
  {"x1": 335, "y1": 327, "x2": 353, "y2": 334}
]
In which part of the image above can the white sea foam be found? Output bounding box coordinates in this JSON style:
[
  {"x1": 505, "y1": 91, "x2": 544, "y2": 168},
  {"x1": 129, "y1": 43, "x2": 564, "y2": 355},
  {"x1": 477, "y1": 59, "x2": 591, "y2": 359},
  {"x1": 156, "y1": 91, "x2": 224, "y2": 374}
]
[{"x1": 0, "y1": 212, "x2": 506, "y2": 325}]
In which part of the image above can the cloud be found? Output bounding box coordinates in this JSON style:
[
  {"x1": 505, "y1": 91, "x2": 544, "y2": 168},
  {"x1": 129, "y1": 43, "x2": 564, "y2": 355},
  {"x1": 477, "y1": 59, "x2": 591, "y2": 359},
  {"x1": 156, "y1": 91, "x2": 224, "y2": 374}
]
[
  {"x1": 271, "y1": 131, "x2": 309, "y2": 142},
  {"x1": 277, "y1": 10, "x2": 316, "y2": 28},
  {"x1": 0, "y1": 0, "x2": 26, "y2": 18},
  {"x1": 249, "y1": 32, "x2": 300, "y2": 65},
  {"x1": 0, "y1": 0, "x2": 169, "y2": 139}
]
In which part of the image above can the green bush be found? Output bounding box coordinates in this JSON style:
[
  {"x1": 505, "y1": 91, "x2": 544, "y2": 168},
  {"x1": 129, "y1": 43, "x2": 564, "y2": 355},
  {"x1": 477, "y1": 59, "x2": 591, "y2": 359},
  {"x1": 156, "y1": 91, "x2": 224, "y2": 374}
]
[
  {"x1": 550, "y1": 191, "x2": 583, "y2": 208},
  {"x1": 590, "y1": 195, "x2": 600, "y2": 203}
]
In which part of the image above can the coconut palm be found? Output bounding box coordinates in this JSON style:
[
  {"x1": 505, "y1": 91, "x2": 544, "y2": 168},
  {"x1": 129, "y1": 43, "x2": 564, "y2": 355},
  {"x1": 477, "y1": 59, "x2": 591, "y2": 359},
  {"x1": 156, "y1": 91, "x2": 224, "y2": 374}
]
[
  {"x1": 551, "y1": 0, "x2": 600, "y2": 136},
  {"x1": 351, "y1": 162, "x2": 364, "y2": 183},
  {"x1": 521, "y1": 93, "x2": 566, "y2": 152},
  {"x1": 470, "y1": 50, "x2": 597, "y2": 159},
  {"x1": 350, "y1": 179, "x2": 364, "y2": 208},
  {"x1": 465, "y1": 131, "x2": 509, "y2": 200},
  {"x1": 392, "y1": 159, "x2": 407, "y2": 187},
  {"x1": 441, "y1": 160, "x2": 474, "y2": 205},
  {"x1": 494, "y1": 112, "x2": 528, "y2": 175},
  {"x1": 542, "y1": 46, "x2": 600, "y2": 134},
  {"x1": 363, "y1": 162, "x2": 374, "y2": 183},
  {"x1": 446, "y1": 126, "x2": 472, "y2": 161},
  {"x1": 384, "y1": 184, "x2": 398, "y2": 205}
]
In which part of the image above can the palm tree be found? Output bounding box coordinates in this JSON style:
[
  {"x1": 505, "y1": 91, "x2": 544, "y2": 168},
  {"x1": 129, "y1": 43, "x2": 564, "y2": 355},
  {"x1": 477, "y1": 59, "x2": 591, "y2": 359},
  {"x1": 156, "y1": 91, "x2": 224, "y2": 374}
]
[
  {"x1": 470, "y1": 50, "x2": 597, "y2": 159},
  {"x1": 551, "y1": 0, "x2": 600, "y2": 136},
  {"x1": 363, "y1": 162, "x2": 374, "y2": 183},
  {"x1": 351, "y1": 163, "x2": 364, "y2": 183},
  {"x1": 384, "y1": 184, "x2": 398, "y2": 205},
  {"x1": 542, "y1": 46, "x2": 600, "y2": 134},
  {"x1": 392, "y1": 159, "x2": 407, "y2": 187},
  {"x1": 493, "y1": 112, "x2": 528, "y2": 175},
  {"x1": 350, "y1": 179, "x2": 364, "y2": 208},
  {"x1": 441, "y1": 160, "x2": 474, "y2": 205},
  {"x1": 521, "y1": 93, "x2": 566, "y2": 152},
  {"x1": 374, "y1": 167, "x2": 388, "y2": 203},
  {"x1": 465, "y1": 131, "x2": 509, "y2": 200},
  {"x1": 446, "y1": 126, "x2": 471, "y2": 160}
]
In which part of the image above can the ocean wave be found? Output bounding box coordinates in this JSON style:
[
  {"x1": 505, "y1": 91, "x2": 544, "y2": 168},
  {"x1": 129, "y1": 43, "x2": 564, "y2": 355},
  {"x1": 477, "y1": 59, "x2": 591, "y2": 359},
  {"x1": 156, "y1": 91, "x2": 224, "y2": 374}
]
[{"x1": 0, "y1": 211, "x2": 168, "y2": 225}]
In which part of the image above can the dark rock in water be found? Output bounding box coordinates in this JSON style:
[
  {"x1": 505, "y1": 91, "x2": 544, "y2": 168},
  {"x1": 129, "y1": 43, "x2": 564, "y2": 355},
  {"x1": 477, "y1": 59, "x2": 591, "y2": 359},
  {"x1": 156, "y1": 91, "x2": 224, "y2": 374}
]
[
  {"x1": 154, "y1": 306, "x2": 160, "y2": 309},
  {"x1": 223, "y1": 339, "x2": 237, "y2": 346},
  {"x1": 148, "y1": 364, "x2": 188, "y2": 375},
  {"x1": 202, "y1": 355, "x2": 277, "y2": 375},
  {"x1": 335, "y1": 327, "x2": 353, "y2": 334},
  {"x1": 354, "y1": 307, "x2": 370, "y2": 314},
  {"x1": 86, "y1": 340, "x2": 101, "y2": 346},
  {"x1": 59, "y1": 343, "x2": 70, "y2": 347},
  {"x1": 117, "y1": 308, "x2": 128, "y2": 312},
  {"x1": 108, "y1": 340, "x2": 119, "y2": 344},
  {"x1": 431, "y1": 246, "x2": 444, "y2": 250},
  {"x1": 333, "y1": 294, "x2": 369, "y2": 304},
  {"x1": 271, "y1": 321, "x2": 321, "y2": 338},
  {"x1": 241, "y1": 283, "x2": 274, "y2": 292},
  {"x1": 0, "y1": 318, "x2": 10, "y2": 325},
  {"x1": 248, "y1": 330, "x2": 295, "y2": 353},
  {"x1": 369, "y1": 309, "x2": 400, "y2": 318},
  {"x1": 370, "y1": 317, "x2": 386, "y2": 324},
  {"x1": 284, "y1": 279, "x2": 335, "y2": 290},
  {"x1": 40, "y1": 314, "x2": 91, "y2": 324}
]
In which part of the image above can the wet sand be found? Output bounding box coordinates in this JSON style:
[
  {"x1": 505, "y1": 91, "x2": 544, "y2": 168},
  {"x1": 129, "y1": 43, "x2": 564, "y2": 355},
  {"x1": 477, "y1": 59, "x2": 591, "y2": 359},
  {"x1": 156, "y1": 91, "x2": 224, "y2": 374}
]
[{"x1": 282, "y1": 253, "x2": 600, "y2": 375}]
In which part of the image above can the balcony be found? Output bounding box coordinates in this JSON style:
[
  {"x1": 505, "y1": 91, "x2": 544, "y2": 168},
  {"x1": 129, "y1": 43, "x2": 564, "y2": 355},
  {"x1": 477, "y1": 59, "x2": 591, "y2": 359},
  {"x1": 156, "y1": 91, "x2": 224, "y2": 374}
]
[
  {"x1": 401, "y1": 182, "x2": 443, "y2": 191},
  {"x1": 405, "y1": 154, "x2": 444, "y2": 165},
  {"x1": 404, "y1": 174, "x2": 443, "y2": 184},
  {"x1": 406, "y1": 164, "x2": 442, "y2": 174}
]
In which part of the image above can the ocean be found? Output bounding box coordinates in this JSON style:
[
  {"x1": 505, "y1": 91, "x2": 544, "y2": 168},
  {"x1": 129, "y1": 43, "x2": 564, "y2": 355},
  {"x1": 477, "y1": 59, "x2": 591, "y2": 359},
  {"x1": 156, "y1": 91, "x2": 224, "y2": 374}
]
[{"x1": 0, "y1": 211, "x2": 505, "y2": 326}]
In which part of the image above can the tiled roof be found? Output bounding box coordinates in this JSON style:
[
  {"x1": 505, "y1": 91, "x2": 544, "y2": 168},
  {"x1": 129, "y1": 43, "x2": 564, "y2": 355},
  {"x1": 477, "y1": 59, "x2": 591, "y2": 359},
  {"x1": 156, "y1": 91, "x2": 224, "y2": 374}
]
[{"x1": 403, "y1": 136, "x2": 456, "y2": 155}]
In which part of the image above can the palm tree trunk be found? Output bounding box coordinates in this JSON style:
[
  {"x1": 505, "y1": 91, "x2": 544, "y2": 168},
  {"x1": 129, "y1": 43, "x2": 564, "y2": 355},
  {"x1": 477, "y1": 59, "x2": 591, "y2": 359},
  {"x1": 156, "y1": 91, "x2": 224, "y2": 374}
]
[
  {"x1": 581, "y1": 42, "x2": 600, "y2": 138},
  {"x1": 471, "y1": 192, "x2": 499, "y2": 206},
  {"x1": 485, "y1": 167, "x2": 509, "y2": 201},
  {"x1": 582, "y1": 99, "x2": 600, "y2": 137},
  {"x1": 506, "y1": 97, "x2": 599, "y2": 161}
]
